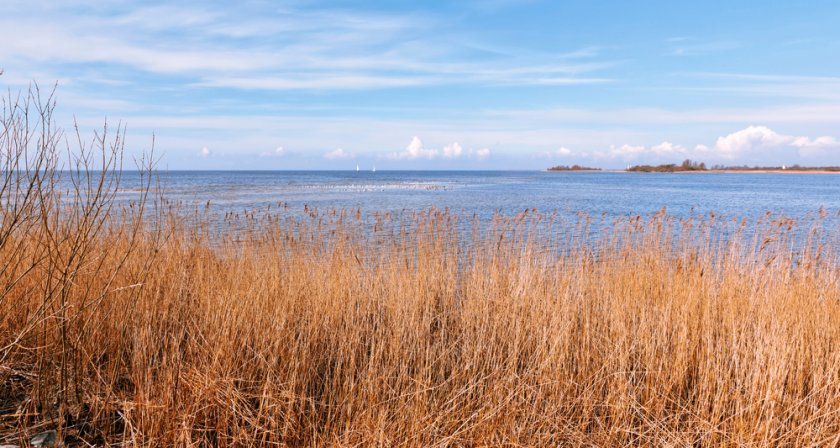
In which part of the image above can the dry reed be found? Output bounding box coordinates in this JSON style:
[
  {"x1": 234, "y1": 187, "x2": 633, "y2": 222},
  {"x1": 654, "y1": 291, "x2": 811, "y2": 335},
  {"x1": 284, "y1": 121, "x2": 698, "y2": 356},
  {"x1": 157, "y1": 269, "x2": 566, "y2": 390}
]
[{"x1": 2, "y1": 85, "x2": 840, "y2": 447}]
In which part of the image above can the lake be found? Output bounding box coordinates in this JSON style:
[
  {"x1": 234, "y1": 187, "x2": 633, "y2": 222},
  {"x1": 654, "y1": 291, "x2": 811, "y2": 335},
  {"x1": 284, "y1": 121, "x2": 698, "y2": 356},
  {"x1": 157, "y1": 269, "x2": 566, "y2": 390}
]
[{"x1": 117, "y1": 171, "x2": 840, "y2": 223}]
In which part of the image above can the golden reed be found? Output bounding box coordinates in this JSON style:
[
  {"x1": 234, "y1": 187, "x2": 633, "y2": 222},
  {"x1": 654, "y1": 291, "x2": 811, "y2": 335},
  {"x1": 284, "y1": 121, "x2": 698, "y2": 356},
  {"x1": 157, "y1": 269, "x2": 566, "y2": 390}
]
[{"x1": 2, "y1": 86, "x2": 839, "y2": 446}]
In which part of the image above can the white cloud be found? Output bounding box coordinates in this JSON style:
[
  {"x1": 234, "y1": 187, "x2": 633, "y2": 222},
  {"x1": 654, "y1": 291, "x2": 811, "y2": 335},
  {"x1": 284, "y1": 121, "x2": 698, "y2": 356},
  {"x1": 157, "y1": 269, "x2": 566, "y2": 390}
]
[
  {"x1": 594, "y1": 126, "x2": 840, "y2": 163},
  {"x1": 650, "y1": 141, "x2": 689, "y2": 156},
  {"x1": 472, "y1": 147, "x2": 491, "y2": 160},
  {"x1": 199, "y1": 75, "x2": 435, "y2": 90},
  {"x1": 388, "y1": 136, "x2": 439, "y2": 160},
  {"x1": 529, "y1": 77, "x2": 612, "y2": 85},
  {"x1": 323, "y1": 148, "x2": 352, "y2": 159},
  {"x1": 599, "y1": 141, "x2": 692, "y2": 161},
  {"x1": 791, "y1": 135, "x2": 839, "y2": 149},
  {"x1": 443, "y1": 142, "x2": 463, "y2": 158},
  {"x1": 387, "y1": 138, "x2": 489, "y2": 161},
  {"x1": 711, "y1": 126, "x2": 839, "y2": 158},
  {"x1": 712, "y1": 126, "x2": 791, "y2": 158},
  {"x1": 0, "y1": 4, "x2": 612, "y2": 91},
  {"x1": 607, "y1": 144, "x2": 646, "y2": 158},
  {"x1": 539, "y1": 146, "x2": 575, "y2": 158},
  {"x1": 200, "y1": 146, "x2": 211, "y2": 157}
]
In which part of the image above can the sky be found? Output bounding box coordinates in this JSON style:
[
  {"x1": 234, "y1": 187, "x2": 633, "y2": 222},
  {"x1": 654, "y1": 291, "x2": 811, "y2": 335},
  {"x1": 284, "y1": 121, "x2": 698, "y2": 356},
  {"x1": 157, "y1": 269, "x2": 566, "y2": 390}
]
[{"x1": 2, "y1": 0, "x2": 840, "y2": 170}]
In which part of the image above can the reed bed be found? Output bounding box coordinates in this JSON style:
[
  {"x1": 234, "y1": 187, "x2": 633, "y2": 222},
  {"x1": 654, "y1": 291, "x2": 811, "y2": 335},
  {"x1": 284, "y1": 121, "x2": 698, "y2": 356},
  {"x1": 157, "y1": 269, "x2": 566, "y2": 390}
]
[
  {"x1": 2, "y1": 199, "x2": 839, "y2": 446},
  {"x1": 3, "y1": 86, "x2": 840, "y2": 447}
]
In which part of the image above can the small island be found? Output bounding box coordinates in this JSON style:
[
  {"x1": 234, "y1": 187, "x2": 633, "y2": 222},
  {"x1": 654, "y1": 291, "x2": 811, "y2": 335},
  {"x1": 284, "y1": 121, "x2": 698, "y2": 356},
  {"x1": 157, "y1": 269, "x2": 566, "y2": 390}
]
[
  {"x1": 546, "y1": 164, "x2": 602, "y2": 172},
  {"x1": 627, "y1": 159, "x2": 707, "y2": 172}
]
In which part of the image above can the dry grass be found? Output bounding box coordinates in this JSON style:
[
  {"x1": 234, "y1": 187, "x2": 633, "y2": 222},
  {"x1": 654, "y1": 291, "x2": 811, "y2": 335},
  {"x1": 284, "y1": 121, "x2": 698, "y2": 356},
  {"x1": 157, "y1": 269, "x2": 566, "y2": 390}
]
[
  {"x1": 2, "y1": 203, "x2": 839, "y2": 447},
  {"x1": 2, "y1": 85, "x2": 840, "y2": 447}
]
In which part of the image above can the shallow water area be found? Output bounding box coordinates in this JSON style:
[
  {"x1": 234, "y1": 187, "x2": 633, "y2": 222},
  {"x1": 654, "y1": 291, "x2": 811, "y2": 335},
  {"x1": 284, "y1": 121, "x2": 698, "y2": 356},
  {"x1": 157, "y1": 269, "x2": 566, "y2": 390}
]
[{"x1": 113, "y1": 170, "x2": 840, "y2": 220}]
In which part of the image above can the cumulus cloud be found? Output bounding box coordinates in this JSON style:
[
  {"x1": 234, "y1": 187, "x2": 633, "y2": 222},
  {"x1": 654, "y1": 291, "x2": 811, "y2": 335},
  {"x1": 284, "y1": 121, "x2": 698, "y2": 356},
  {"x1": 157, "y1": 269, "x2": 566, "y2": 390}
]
[
  {"x1": 712, "y1": 126, "x2": 791, "y2": 158},
  {"x1": 711, "y1": 126, "x2": 839, "y2": 158},
  {"x1": 791, "y1": 136, "x2": 839, "y2": 148},
  {"x1": 472, "y1": 148, "x2": 491, "y2": 160},
  {"x1": 541, "y1": 147, "x2": 593, "y2": 159},
  {"x1": 200, "y1": 146, "x2": 211, "y2": 157},
  {"x1": 649, "y1": 141, "x2": 689, "y2": 156},
  {"x1": 606, "y1": 144, "x2": 646, "y2": 158},
  {"x1": 593, "y1": 126, "x2": 839, "y2": 163},
  {"x1": 604, "y1": 141, "x2": 688, "y2": 160},
  {"x1": 792, "y1": 136, "x2": 840, "y2": 157},
  {"x1": 555, "y1": 147, "x2": 573, "y2": 156},
  {"x1": 323, "y1": 147, "x2": 352, "y2": 159},
  {"x1": 540, "y1": 146, "x2": 575, "y2": 158},
  {"x1": 385, "y1": 137, "x2": 491, "y2": 161},
  {"x1": 388, "y1": 136, "x2": 439, "y2": 160},
  {"x1": 443, "y1": 142, "x2": 463, "y2": 158}
]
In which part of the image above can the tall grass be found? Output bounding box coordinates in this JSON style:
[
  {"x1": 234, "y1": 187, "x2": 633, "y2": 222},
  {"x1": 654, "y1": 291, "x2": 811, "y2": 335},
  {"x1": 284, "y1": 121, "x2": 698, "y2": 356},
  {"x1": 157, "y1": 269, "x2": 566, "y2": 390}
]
[{"x1": 2, "y1": 86, "x2": 840, "y2": 447}]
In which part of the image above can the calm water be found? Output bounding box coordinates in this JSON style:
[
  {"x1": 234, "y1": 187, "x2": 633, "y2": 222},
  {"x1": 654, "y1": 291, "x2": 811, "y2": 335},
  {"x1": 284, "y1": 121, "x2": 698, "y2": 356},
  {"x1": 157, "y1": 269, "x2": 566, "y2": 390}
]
[{"x1": 117, "y1": 170, "x2": 840, "y2": 222}]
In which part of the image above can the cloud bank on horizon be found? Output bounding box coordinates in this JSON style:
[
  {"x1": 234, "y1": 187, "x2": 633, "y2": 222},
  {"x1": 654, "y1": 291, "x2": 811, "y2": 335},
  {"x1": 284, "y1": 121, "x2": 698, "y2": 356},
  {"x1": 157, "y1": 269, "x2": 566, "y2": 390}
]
[{"x1": 2, "y1": 0, "x2": 839, "y2": 169}]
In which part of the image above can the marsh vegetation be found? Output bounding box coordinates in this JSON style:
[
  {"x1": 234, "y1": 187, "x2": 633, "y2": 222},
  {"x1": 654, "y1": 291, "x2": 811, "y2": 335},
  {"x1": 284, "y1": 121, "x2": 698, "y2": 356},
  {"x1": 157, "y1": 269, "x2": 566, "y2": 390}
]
[{"x1": 2, "y1": 86, "x2": 840, "y2": 447}]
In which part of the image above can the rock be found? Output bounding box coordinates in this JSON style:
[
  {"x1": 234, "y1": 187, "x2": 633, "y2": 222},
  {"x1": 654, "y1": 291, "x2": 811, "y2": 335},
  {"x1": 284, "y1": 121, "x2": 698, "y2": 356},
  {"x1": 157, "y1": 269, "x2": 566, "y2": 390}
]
[{"x1": 30, "y1": 431, "x2": 57, "y2": 447}]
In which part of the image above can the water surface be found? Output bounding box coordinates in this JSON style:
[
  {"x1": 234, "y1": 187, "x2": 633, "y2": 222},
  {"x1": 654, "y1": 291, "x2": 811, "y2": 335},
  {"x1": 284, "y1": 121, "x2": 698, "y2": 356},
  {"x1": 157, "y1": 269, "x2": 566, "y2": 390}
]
[{"x1": 116, "y1": 170, "x2": 840, "y2": 222}]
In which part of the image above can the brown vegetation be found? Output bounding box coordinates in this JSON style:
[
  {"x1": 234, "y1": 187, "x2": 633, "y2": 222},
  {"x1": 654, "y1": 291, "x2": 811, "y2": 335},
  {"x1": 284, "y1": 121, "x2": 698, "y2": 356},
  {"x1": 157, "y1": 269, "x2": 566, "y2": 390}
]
[
  {"x1": 546, "y1": 164, "x2": 601, "y2": 171},
  {"x1": 627, "y1": 160, "x2": 840, "y2": 173},
  {"x1": 627, "y1": 159, "x2": 707, "y2": 173},
  {"x1": 3, "y1": 86, "x2": 840, "y2": 447},
  {"x1": 709, "y1": 164, "x2": 840, "y2": 172}
]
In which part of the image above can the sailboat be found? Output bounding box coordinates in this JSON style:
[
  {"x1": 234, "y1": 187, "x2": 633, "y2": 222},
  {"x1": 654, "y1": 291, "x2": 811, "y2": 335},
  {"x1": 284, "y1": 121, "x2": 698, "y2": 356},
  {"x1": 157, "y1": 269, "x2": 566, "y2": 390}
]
[
  {"x1": 356, "y1": 164, "x2": 360, "y2": 172},
  {"x1": 372, "y1": 165, "x2": 376, "y2": 173}
]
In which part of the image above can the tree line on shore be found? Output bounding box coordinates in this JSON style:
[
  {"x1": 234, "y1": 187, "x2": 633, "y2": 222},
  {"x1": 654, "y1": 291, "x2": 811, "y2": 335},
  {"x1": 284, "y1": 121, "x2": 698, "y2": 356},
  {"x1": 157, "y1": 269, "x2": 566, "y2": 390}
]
[{"x1": 549, "y1": 159, "x2": 840, "y2": 172}]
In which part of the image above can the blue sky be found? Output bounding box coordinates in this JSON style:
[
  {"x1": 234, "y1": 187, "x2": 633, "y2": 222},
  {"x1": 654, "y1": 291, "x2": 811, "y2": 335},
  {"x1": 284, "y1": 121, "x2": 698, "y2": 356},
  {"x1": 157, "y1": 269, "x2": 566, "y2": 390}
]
[{"x1": 3, "y1": 0, "x2": 840, "y2": 169}]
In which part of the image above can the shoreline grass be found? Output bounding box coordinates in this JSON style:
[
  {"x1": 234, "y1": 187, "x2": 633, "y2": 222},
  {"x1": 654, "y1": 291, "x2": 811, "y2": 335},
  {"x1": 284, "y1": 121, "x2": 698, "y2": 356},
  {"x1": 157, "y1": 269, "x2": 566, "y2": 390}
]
[{"x1": 2, "y1": 201, "x2": 839, "y2": 446}]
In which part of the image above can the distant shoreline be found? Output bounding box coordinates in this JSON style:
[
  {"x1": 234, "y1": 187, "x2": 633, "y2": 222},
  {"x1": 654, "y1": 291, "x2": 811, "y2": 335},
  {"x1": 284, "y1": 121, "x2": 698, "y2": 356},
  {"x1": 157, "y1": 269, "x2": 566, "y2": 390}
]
[
  {"x1": 543, "y1": 168, "x2": 603, "y2": 172},
  {"x1": 703, "y1": 169, "x2": 840, "y2": 174},
  {"x1": 547, "y1": 160, "x2": 840, "y2": 174},
  {"x1": 545, "y1": 169, "x2": 840, "y2": 174}
]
